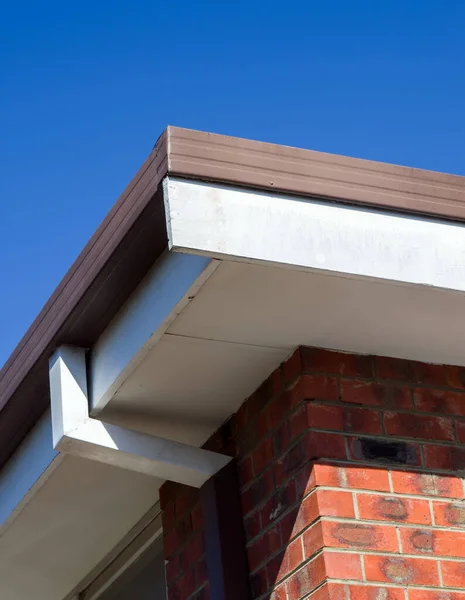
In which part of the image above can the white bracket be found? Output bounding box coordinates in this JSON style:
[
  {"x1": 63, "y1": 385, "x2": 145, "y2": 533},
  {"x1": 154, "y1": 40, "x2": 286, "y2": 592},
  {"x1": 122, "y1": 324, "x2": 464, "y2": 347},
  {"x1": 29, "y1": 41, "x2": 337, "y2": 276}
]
[{"x1": 49, "y1": 346, "x2": 232, "y2": 488}]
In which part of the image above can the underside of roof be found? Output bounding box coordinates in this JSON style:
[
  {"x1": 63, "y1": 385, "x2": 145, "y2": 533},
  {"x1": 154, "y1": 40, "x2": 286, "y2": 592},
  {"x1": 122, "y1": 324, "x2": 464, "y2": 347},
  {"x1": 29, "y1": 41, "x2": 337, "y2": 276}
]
[{"x1": 1, "y1": 125, "x2": 465, "y2": 473}]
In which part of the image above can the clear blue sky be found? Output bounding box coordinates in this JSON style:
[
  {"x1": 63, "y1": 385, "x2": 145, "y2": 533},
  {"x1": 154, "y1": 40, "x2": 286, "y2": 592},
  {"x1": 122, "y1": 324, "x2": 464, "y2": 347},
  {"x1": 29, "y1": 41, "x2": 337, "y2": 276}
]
[{"x1": 1, "y1": 1, "x2": 464, "y2": 367}]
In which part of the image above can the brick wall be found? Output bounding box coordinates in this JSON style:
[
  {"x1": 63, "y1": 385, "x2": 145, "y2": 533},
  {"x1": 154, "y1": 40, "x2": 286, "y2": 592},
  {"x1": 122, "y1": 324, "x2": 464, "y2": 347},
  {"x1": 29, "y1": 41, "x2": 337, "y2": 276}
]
[{"x1": 160, "y1": 347, "x2": 465, "y2": 600}]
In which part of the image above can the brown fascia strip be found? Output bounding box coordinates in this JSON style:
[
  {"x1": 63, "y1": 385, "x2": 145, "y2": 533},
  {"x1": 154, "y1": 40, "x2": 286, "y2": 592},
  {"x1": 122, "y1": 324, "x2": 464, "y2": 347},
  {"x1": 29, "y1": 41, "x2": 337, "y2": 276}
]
[{"x1": 1, "y1": 126, "x2": 465, "y2": 472}]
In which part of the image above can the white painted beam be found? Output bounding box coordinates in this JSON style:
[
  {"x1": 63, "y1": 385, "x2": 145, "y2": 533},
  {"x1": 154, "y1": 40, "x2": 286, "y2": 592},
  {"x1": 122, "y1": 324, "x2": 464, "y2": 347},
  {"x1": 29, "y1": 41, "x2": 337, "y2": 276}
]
[
  {"x1": 163, "y1": 177, "x2": 465, "y2": 293},
  {"x1": 49, "y1": 347, "x2": 231, "y2": 488}
]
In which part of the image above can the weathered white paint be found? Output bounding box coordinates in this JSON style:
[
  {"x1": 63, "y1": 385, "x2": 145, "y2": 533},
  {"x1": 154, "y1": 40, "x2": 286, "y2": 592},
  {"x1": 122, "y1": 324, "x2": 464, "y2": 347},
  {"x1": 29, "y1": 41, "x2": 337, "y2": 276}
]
[
  {"x1": 90, "y1": 251, "x2": 218, "y2": 414},
  {"x1": 0, "y1": 411, "x2": 59, "y2": 529},
  {"x1": 164, "y1": 177, "x2": 465, "y2": 293},
  {"x1": 50, "y1": 346, "x2": 231, "y2": 487}
]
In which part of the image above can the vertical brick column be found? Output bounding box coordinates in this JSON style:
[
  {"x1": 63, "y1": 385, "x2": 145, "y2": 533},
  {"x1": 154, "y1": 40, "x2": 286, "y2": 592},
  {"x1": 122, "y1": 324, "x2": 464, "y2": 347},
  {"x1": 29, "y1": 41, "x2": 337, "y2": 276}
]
[{"x1": 161, "y1": 347, "x2": 465, "y2": 600}]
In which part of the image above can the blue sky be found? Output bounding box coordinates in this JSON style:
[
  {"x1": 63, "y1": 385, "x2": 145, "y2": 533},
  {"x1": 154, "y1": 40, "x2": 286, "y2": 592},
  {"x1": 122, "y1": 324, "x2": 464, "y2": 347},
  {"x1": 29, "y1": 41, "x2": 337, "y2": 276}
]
[{"x1": 1, "y1": 1, "x2": 464, "y2": 367}]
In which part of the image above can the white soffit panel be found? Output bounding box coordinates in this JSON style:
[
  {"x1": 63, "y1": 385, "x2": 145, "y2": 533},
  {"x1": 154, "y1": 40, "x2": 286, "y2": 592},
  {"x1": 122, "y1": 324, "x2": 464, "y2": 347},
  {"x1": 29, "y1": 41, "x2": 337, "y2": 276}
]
[
  {"x1": 163, "y1": 177, "x2": 465, "y2": 293},
  {"x1": 0, "y1": 455, "x2": 161, "y2": 600},
  {"x1": 0, "y1": 411, "x2": 58, "y2": 529},
  {"x1": 167, "y1": 261, "x2": 465, "y2": 368},
  {"x1": 90, "y1": 251, "x2": 218, "y2": 414},
  {"x1": 102, "y1": 335, "x2": 289, "y2": 446}
]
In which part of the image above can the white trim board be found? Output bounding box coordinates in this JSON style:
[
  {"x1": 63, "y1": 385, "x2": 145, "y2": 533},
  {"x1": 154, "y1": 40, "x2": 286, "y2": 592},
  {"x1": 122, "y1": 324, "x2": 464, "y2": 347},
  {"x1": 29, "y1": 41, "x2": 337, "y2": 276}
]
[
  {"x1": 50, "y1": 346, "x2": 231, "y2": 488},
  {"x1": 163, "y1": 177, "x2": 465, "y2": 293}
]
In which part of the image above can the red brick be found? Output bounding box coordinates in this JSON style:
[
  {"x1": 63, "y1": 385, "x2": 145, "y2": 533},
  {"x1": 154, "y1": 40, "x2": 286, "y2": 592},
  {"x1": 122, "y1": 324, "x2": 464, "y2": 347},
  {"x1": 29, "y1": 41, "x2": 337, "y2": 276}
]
[
  {"x1": 272, "y1": 421, "x2": 291, "y2": 456},
  {"x1": 401, "y1": 528, "x2": 465, "y2": 557},
  {"x1": 294, "y1": 462, "x2": 318, "y2": 496},
  {"x1": 180, "y1": 536, "x2": 204, "y2": 570},
  {"x1": 274, "y1": 437, "x2": 311, "y2": 484},
  {"x1": 308, "y1": 431, "x2": 348, "y2": 461},
  {"x1": 290, "y1": 374, "x2": 340, "y2": 406},
  {"x1": 399, "y1": 528, "x2": 435, "y2": 554},
  {"x1": 191, "y1": 504, "x2": 203, "y2": 532},
  {"x1": 195, "y1": 559, "x2": 208, "y2": 589},
  {"x1": 162, "y1": 500, "x2": 176, "y2": 532},
  {"x1": 250, "y1": 566, "x2": 268, "y2": 599},
  {"x1": 434, "y1": 473, "x2": 465, "y2": 498},
  {"x1": 323, "y1": 550, "x2": 363, "y2": 580},
  {"x1": 434, "y1": 500, "x2": 465, "y2": 527},
  {"x1": 267, "y1": 392, "x2": 292, "y2": 429},
  {"x1": 357, "y1": 493, "x2": 431, "y2": 524},
  {"x1": 447, "y1": 365, "x2": 465, "y2": 390},
  {"x1": 456, "y1": 419, "x2": 465, "y2": 443},
  {"x1": 364, "y1": 554, "x2": 439, "y2": 586},
  {"x1": 286, "y1": 554, "x2": 326, "y2": 598},
  {"x1": 274, "y1": 537, "x2": 304, "y2": 581},
  {"x1": 390, "y1": 470, "x2": 463, "y2": 498},
  {"x1": 293, "y1": 493, "x2": 319, "y2": 536},
  {"x1": 241, "y1": 468, "x2": 274, "y2": 515},
  {"x1": 238, "y1": 456, "x2": 254, "y2": 487},
  {"x1": 331, "y1": 583, "x2": 405, "y2": 599},
  {"x1": 302, "y1": 521, "x2": 325, "y2": 556},
  {"x1": 165, "y1": 554, "x2": 180, "y2": 586},
  {"x1": 270, "y1": 583, "x2": 287, "y2": 600},
  {"x1": 322, "y1": 521, "x2": 398, "y2": 552},
  {"x1": 423, "y1": 444, "x2": 465, "y2": 471},
  {"x1": 175, "y1": 487, "x2": 198, "y2": 517},
  {"x1": 305, "y1": 403, "x2": 344, "y2": 432},
  {"x1": 413, "y1": 387, "x2": 465, "y2": 417},
  {"x1": 341, "y1": 380, "x2": 412, "y2": 409},
  {"x1": 441, "y1": 559, "x2": 465, "y2": 587},
  {"x1": 261, "y1": 478, "x2": 296, "y2": 528},
  {"x1": 244, "y1": 512, "x2": 261, "y2": 543},
  {"x1": 376, "y1": 356, "x2": 412, "y2": 382},
  {"x1": 303, "y1": 403, "x2": 383, "y2": 436},
  {"x1": 384, "y1": 411, "x2": 454, "y2": 442},
  {"x1": 252, "y1": 437, "x2": 273, "y2": 476},
  {"x1": 164, "y1": 528, "x2": 180, "y2": 559},
  {"x1": 159, "y1": 480, "x2": 181, "y2": 509},
  {"x1": 345, "y1": 466, "x2": 391, "y2": 492},
  {"x1": 282, "y1": 349, "x2": 303, "y2": 384},
  {"x1": 316, "y1": 489, "x2": 355, "y2": 519},
  {"x1": 409, "y1": 591, "x2": 465, "y2": 600},
  {"x1": 410, "y1": 361, "x2": 447, "y2": 386},
  {"x1": 391, "y1": 470, "x2": 435, "y2": 496},
  {"x1": 311, "y1": 463, "x2": 345, "y2": 489},
  {"x1": 301, "y1": 347, "x2": 374, "y2": 378},
  {"x1": 248, "y1": 525, "x2": 282, "y2": 572},
  {"x1": 169, "y1": 569, "x2": 196, "y2": 599}
]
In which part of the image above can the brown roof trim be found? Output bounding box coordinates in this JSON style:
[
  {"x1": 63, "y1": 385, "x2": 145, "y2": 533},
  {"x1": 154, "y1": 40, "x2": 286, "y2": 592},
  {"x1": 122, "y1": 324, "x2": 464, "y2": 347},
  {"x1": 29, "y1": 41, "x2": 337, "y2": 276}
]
[
  {"x1": 1, "y1": 126, "x2": 465, "y2": 471},
  {"x1": 168, "y1": 126, "x2": 465, "y2": 220}
]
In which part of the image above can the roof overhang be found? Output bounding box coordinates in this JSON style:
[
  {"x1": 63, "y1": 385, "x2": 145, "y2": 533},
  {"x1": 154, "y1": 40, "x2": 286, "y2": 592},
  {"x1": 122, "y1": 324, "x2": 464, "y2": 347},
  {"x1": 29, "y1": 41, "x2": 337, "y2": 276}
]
[{"x1": 1, "y1": 128, "x2": 465, "y2": 599}]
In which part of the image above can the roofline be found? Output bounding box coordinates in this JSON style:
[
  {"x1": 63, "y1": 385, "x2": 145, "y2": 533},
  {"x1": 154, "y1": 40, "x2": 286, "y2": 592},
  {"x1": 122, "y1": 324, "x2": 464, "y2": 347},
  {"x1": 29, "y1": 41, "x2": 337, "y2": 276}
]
[{"x1": 1, "y1": 125, "x2": 464, "y2": 471}]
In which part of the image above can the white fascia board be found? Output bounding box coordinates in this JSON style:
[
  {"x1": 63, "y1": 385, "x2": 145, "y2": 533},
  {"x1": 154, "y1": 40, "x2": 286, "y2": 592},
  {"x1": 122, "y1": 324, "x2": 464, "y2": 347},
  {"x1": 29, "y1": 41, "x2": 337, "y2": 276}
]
[
  {"x1": 163, "y1": 177, "x2": 465, "y2": 293},
  {"x1": 90, "y1": 250, "x2": 219, "y2": 414},
  {"x1": 50, "y1": 347, "x2": 231, "y2": 488},
  {"x1": 0, "y1": 411, "x2": 60, "y2": 529}
]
